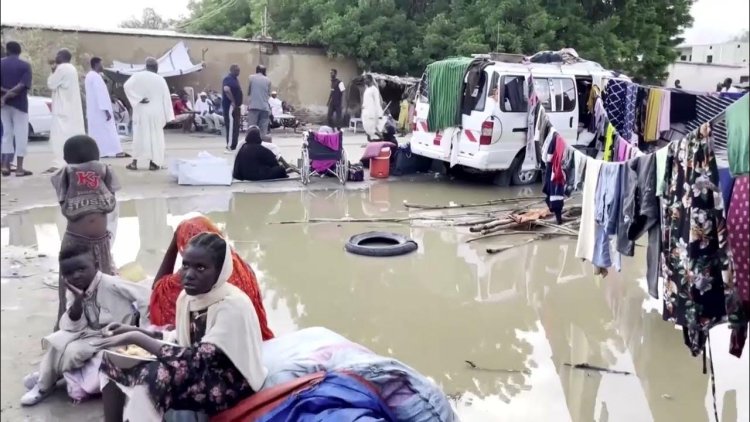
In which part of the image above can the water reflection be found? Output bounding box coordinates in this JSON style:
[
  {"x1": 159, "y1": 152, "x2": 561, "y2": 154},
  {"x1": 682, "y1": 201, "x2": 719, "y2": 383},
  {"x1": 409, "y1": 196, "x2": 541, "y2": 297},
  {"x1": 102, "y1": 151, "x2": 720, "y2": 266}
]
[{"x1": 1, "y1": 181, "x2": 747, "y2": 422}]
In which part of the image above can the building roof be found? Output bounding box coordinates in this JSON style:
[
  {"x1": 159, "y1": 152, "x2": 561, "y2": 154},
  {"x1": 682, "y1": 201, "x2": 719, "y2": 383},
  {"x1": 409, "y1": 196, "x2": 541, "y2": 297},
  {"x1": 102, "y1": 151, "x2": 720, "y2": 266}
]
[
  {"x1": 0, "y1": 22, "x2": 317, "y2": 47},
  {"x1": 678, "y1": 40, "x2": 749, "y2": 48}
]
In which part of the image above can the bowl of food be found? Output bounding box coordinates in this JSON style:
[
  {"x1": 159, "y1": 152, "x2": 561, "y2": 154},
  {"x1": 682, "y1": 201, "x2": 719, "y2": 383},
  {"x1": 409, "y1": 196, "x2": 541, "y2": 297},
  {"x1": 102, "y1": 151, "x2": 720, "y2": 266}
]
[{"x1": 103, "y1": 345, "x2": 156, "y2": 369}]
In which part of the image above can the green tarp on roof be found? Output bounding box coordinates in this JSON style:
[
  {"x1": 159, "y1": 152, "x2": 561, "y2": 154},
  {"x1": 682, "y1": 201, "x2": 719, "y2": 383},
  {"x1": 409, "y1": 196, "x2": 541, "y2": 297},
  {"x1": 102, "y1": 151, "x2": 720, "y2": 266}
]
[{"x1": 426, "y1": 57, "x2": 473, "y2": 132}]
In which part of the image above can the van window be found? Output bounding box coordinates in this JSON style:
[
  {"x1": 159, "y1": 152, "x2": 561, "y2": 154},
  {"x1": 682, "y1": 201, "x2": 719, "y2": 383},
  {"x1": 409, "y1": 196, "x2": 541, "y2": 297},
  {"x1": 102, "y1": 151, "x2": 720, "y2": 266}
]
[
  {"x1": 500, "y1": 75, "x2": 527, "y2": 112},
  {"x1": 471, "y1": 71, "x2": 489, "y2": 112},
  {"x1": 533, "y1": 78, "x2": 552, "y2": 111},
  {"x1": 418, "y1": 73, "x2": 429, "y2": 103},
  {"x1": 555, "y1": 78, "x2": 577, "y2": 112}
]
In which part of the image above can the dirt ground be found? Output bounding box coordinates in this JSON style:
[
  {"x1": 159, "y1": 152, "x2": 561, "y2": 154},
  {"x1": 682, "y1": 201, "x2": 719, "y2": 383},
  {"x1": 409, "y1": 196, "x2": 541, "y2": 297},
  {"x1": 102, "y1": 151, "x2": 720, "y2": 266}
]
[{"x1": 0, "y1": 130, "x2": 381, "y2": 218}]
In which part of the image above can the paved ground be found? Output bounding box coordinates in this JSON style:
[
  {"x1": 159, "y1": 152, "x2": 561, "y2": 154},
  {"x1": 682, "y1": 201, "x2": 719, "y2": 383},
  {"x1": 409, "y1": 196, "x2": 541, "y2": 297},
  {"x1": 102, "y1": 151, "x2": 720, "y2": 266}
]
[{"x1": 1, "y1": 129, "x2": 390, "y2": 217}]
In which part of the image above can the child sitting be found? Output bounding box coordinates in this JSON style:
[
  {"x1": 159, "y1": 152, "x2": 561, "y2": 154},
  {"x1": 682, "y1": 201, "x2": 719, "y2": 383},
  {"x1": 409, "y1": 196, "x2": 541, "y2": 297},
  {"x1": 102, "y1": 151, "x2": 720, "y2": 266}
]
[
  {"x1": 51, "y1": 135, "x2": 120, "y2": 330},
  {"x1": 21, "y1": 243, "x2": 151, "y2": 406}
]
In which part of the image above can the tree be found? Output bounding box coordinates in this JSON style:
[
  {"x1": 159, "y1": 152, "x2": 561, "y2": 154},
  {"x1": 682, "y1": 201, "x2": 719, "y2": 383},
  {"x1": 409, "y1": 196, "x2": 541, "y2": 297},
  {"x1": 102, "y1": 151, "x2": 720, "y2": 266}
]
[
  {"x1": 120, "y1": 8, "x2": 175, "y2": 30},
  {"x1": 734, "y1": 30, "x2": 749, "y2": 42},
  {"x1": 180, "y1": 0, "x2": 696, "y2": 81}
]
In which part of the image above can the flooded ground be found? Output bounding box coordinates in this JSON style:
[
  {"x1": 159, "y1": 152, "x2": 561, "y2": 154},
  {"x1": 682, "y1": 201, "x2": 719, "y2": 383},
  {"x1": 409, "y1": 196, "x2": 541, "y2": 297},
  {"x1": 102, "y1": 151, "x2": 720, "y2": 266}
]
[{"x1": 1, "y1": 180, "x2": 748, "y2": 422}]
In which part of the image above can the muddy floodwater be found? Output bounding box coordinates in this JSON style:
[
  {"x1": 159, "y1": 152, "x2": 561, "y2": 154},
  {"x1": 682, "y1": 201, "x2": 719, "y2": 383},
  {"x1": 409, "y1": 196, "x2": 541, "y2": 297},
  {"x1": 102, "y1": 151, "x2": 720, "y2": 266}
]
[{"x1": 1, "y1": 180, "x2": 748, "y2": 422}]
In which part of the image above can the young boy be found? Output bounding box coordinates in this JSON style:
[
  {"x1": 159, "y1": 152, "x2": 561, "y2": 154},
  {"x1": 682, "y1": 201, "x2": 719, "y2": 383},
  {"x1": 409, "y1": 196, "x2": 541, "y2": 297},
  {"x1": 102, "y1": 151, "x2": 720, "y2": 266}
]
[
  {"x1": 21, "y1": 243, "x2": 150, "y2": 406},
  {"x1": 51, "y1": 135, "x2": 120, "y2": 331}
]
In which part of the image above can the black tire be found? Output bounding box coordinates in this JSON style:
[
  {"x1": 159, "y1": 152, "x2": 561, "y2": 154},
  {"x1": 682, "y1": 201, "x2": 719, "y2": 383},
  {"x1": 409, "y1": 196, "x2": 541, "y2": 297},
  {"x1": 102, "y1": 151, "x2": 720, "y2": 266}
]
[
  {"x1": 345, "y1": 231, "x2": 418, "y2": 257},
  {"x1": 509, "y1": 152, "x2": 538, "y2": 186}
]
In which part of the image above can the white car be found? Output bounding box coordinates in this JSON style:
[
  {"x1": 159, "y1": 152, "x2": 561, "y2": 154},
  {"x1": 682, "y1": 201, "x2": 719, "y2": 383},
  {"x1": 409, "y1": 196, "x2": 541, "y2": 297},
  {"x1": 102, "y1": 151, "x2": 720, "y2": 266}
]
[{"x1": 28, "y1": 96, "x2": 53, "y2": 139}]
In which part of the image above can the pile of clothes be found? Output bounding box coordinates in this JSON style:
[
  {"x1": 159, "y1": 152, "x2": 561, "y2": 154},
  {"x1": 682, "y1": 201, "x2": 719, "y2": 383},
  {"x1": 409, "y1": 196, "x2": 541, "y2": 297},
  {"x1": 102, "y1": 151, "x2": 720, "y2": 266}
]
[{"x1": 213, "y1": 327, "x2": 457, "y2": 422}]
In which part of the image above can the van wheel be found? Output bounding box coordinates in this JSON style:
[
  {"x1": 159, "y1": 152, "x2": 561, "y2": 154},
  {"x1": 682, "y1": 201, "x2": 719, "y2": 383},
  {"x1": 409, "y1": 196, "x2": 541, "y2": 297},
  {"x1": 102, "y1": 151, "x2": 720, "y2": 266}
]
[{"x1": 509, "y1": 154, "x2": 538, "y2": 186}]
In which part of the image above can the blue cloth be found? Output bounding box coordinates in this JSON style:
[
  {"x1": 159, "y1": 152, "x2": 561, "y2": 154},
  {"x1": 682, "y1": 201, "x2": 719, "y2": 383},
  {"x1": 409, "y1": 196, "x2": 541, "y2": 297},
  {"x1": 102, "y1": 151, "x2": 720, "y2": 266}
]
[
  {"x1": 0, "y1": 55, "x2": 32, "y2": 113},
  {"x1": 260, "y1": 327, "x2": 457, "y2": 422},
  {"x1": 257, "y1": 372, "x2": 396, "y2": 422},
  {"x1": 593, "y1": 163, "x2": 621, "y2": 269},
  {"x1": 718, "y1": 166, "x2": 735, "y2": 212},
  {"x1": 603, "y1": 79, "x2": 636, "y2": 139},
  {"x1": 221, "y1": 73, "x2": 242, "y2": 111}
]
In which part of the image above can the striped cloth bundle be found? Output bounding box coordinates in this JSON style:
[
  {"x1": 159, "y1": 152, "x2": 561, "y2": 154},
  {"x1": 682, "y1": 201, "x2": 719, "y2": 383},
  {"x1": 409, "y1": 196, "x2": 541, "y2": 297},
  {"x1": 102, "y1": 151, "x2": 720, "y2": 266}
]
[{"x1": 426, "y1": 57, "x2": 473, "y2": 132}]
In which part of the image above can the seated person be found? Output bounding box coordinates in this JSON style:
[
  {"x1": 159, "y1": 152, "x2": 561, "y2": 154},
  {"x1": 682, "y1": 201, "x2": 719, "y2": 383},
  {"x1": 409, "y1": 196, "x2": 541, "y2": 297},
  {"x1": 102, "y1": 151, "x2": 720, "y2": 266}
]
[
  {"x1": 20, "y1": 243, "x2": 150, "y2": 406},
  {"x1": 268, "y1": 91, "x2": 284, "y2": 129},
  {"x1": 194, "y1": 91, "x2": 223, "y2": 134},
  {"x1": 94, "y1": 233, "x2": 267, "y2": 421},
  {"x1": 171, "y1": 93, "x2": 194, "y2": 132},
  {"x1": 149, "y1": 215, "x2": 274, "y2": 340},
  {"x1": 233, "y1": 127, "x2": 292, "y2": 181}
]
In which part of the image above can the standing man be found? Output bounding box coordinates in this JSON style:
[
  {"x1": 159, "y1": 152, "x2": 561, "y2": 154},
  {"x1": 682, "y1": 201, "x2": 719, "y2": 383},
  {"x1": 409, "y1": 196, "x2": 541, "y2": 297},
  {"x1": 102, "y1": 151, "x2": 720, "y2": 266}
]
[
  {"x1": 47, "y1": 48, "x2": 85, "y2": 171},
  {"x1": 123, "y1": 57, "x2": 174, "y2": 171},
  {"x1": 85, "y1": 57, "x2": 126, "y2": 158},
  {"x1": 327, "y1": 69, "x2": 346, "y2": 130},
  {"x1": 222, "y1": 64, "x2": 242, "y2": 152},
  {"x1": 0, "y1": 41, "x2": 33, "y2": 177},
  {"x1": 247, "y1": 65, "x2": 272, "y2": 134}
]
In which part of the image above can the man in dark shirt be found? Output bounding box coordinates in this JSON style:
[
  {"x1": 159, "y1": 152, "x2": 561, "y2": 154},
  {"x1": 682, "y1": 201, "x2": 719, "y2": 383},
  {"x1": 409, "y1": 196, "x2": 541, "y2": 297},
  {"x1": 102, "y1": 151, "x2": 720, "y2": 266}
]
[
  {"x1": 222, "y1": 64, "x2": 242, "y2": 151},
  {"x1": 0, "y1": 41, "x2": 33, "y2": 176},
  {"x1": 327, "y1": 69, "x2": 346, "y2": 130}
]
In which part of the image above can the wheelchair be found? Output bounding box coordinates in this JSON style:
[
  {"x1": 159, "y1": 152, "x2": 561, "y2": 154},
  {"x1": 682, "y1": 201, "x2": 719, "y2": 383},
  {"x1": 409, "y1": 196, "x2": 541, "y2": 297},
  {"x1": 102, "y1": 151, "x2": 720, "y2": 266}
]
[{"x1": 300, "y1": 130, "x2": 348, "y2": 185}]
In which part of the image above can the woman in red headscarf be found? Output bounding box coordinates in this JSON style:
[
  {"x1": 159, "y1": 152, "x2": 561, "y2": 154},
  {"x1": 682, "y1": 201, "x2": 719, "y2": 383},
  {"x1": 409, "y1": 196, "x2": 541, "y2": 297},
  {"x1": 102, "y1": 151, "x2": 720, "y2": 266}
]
[{"x1": 149, "y1": 215, "x2": 274, "y2": 340}]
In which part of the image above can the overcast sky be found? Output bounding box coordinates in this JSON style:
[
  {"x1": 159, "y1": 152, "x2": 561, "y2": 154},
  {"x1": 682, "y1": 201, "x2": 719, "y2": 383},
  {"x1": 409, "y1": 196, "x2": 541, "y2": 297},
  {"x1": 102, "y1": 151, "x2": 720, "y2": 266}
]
[{"x1": 1, "y1": 0, "x2": 748, "y2": 45}]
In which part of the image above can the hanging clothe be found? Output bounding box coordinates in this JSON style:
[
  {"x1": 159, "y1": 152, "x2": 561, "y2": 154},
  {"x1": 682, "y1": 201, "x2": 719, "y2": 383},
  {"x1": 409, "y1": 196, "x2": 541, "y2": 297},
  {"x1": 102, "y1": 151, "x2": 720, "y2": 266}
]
[
  {"x1": 603, "y1": 123, "x2": 616, "y2": 162},
  {"x1": 592, "y1": 163, "x2": 621, "y2": 271},
  {"x1": 655, "y1": 147, "x2": 669, "y2": 197},
  {"x1": 617, "y1": 153, "x2": 660, "y2": 297},
  {"x1": 573, "y1": 150, "x2": 587, "y2": 190},
  {"x1": 576, "y1": 158, "x2": 603, "y2": 263},
  {"x1": 542, "y1": 133, "x2": 566, "y2": 224},
  {"x1": 728, "y1": 175, "x2": 750, "y2": 357},
  {"x1": 726, "y1": 94, "x2": 749, "y2": 176},
  {"x1": 685, "y1": 93, "x2": 740, "y2": 154},
  {"x1": 603, "y1": 79, "x2": 637, "y2": 139},
  {"x1": 643, "y1": 89, "x2": 662, "y2": 142},
  {"x1": 586, "y1": 84, "x2": 601, "y2": 114},
  {"x1": 661, "y1": 125, "x2": 742, "y2": 356},
  {"x1": 658, "y1": 89, "x2": 671, "y2": 134}
]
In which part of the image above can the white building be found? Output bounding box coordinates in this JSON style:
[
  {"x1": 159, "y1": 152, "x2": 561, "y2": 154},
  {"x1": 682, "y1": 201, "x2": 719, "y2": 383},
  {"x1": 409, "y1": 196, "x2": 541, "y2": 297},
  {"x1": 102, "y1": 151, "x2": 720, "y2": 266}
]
[
  {"x1": 677, "y1": 41, "x2": 749, "y2": 66},
  {"x1": 667, "y1": 41, "x2": 749, "y2": 91}
]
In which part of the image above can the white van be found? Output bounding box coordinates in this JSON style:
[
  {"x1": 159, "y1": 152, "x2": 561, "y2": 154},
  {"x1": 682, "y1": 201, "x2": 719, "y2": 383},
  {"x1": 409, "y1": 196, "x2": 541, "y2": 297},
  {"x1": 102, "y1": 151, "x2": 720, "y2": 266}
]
[{"x1": 411, "y1": 58, "x2": 628, "y2": 185}]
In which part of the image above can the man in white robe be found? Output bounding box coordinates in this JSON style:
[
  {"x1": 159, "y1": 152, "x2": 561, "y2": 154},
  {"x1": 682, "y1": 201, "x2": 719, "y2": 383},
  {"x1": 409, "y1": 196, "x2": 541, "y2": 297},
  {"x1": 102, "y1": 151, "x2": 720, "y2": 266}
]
[
  {"x1": 85, "y1": 57, "x2": 126, "y2": 158},
  {"x1": 123, "y1": 57, "x2": 174, "y2": 171},
  {"x1": 47, "y1": 49, "x2": 85, "y2": 170},
  {"x1": 361, "y1": 75, "x2": 384, "y2": 141}
]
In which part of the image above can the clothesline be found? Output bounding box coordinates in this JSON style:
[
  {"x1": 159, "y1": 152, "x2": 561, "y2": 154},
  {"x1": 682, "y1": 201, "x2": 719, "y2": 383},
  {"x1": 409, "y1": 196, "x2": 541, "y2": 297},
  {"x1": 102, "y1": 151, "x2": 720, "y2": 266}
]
[{"x1": 528, "y1": 73, "x2": 747, "y2": 166}]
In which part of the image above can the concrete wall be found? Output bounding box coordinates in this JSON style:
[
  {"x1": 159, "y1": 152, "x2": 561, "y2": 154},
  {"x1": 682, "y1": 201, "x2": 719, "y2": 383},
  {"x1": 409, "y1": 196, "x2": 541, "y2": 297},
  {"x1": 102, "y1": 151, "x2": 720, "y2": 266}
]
[
  {"x1": 0, "y1": 26, "x2": 359, "y2": 122},
  {"x1": 665, "y1": 62, "x2": 750, "y2": 92}
]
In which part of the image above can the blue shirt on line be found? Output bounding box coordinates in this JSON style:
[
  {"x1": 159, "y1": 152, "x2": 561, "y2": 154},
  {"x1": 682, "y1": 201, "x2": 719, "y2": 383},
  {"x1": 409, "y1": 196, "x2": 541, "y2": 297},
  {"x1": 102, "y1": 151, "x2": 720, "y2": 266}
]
[
  {"x1": 222, "y1": 74, "x2": 242, "y2": 112},
  {"x1": 1, "y1": 55, "x2": 32, "y2": 113}
]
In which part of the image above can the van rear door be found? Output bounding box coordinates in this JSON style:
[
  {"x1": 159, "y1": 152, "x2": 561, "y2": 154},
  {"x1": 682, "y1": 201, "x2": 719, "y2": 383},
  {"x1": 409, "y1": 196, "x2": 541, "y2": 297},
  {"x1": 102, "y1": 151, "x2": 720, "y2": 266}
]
[
  {"x1": 411, "y1": 74, "x2": 454, "y2": 161},
  {"x1": 459, "y1": 69, "x2": 498, "y2": 159},
  {"x1": 534, "y1": 76, "x2": 578, "y2": 143}
]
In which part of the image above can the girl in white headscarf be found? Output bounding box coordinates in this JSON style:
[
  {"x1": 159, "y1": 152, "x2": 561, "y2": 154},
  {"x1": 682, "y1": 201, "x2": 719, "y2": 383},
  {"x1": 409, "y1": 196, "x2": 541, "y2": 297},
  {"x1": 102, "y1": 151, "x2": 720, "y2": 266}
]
[{"x1": 93, "y1": 232, "x2": 267, "y2": 421}]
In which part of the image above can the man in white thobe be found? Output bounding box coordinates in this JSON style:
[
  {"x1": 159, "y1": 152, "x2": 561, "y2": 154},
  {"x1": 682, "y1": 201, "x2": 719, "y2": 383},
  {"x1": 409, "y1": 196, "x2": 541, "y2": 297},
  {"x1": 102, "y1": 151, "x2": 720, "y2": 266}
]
[
  {"x1": 123, "y1": 57, "x2": 174, "y2": 171},
  {"x1": 47, "y1": 49, "x2": 85, "y2": 170},
  {"x1": 194, "y1": 92, "x2": 223, "y2": 134},
  {"x1": 361, "y1": 75, "x2": 384, "y2": 141},
  {"x1": 84, "y1": 57, "x2": 125, "y2": 158}
]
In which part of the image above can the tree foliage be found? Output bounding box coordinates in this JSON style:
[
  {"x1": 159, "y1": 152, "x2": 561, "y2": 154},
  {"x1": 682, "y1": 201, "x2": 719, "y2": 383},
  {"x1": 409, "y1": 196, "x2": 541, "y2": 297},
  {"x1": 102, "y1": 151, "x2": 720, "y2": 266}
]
[
  {"x1": 180, "y1": 0, "x2": 695, "y2": 82},
  {"x1": 120, "y1": 8, "x2": 176, "y2": 30}
]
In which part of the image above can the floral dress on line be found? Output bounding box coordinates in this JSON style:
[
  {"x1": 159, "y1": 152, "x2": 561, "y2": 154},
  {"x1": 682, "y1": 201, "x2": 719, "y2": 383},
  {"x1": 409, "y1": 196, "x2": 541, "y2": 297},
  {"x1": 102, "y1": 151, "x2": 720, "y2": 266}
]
[
  {"x1": 102, "y1": 311, "x2": 254, "y2": 415},
  {"x1": 660, "y1": 128, "x2": 745, "y2": 356}
]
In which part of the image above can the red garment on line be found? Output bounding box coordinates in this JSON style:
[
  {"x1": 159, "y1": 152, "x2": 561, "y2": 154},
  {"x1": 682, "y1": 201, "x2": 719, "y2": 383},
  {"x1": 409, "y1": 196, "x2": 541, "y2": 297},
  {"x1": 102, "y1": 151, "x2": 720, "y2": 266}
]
[{"x1": 149, "y1": 216, "x2": 275, "y2": 340}]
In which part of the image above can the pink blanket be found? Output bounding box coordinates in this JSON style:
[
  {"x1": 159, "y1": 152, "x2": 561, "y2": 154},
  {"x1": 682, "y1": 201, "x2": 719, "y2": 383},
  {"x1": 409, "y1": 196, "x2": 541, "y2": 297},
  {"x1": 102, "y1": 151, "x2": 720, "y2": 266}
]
[
  {"x1": 360, "y1": 141, "x2": 397, "y2": 161},
  {"x1": 311, "y1": 132, "x2": 341, "y2": 173}
]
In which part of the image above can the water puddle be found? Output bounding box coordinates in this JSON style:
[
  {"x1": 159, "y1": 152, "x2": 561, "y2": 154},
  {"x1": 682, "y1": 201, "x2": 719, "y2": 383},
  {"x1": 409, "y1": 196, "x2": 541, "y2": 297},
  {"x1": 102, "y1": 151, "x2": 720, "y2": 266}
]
[{"x1": 1, "y1": 180, "x2": 747, "y2": 421}]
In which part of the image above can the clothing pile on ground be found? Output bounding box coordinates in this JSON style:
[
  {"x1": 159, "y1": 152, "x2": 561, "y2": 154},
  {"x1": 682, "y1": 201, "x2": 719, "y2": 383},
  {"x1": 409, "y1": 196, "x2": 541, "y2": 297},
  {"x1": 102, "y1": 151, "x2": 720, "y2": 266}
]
[
  {"x1": 528, "y1": 76, "x2": 750, "y2": 363},
  {"x1": 214, "y1": 327, "x2": 457, "y2": 422}
]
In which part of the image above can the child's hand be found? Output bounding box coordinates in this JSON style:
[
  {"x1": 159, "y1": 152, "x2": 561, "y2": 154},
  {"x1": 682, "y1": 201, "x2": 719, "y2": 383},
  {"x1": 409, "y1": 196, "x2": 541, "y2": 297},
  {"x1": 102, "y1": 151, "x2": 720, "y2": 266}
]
[{"x1": 65, "y1": 282, "x2": 85, "y2": 299}]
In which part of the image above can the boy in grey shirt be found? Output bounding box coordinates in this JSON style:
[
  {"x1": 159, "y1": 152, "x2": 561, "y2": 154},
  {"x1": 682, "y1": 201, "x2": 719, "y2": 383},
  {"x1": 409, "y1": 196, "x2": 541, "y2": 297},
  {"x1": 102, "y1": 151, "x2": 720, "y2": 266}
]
[{"x1": 247, "y1": 65, "x2": 272, "y2": 134}]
